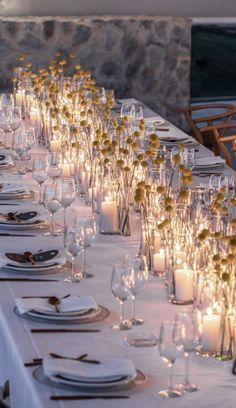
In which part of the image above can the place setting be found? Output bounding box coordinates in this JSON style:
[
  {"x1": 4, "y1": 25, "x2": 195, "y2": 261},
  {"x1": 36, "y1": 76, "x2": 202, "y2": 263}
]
[
  {"x1": 32, "y1": 354, "x2": 147, "y2": 397},
  {"x1": 0, "y1": 152, "x2": 14, "y2": 170},
  {"x1": 0, "y1": 208, "x2": 49, "y2": 230},
  {"x1": 13, "y1": 293, "x2": 110, "y2": 324},
  {"x1": 0, "y1": 182, "x2": 34, "y2": 200},
  {"x1": 0, "y1": 248, "x2": 70, "y2": 275}
]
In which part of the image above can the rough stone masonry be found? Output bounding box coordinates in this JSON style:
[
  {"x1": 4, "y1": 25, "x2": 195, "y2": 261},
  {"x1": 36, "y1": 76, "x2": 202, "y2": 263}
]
[{"x1": 0, "y1": 16, "x2": 191, "y2": 129}]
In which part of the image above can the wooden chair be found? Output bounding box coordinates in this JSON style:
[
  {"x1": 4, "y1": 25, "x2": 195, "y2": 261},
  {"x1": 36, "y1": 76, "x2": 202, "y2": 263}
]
[
  {"x1": 199, "y1": 122, "x2": 236, "y2": 168},
  {"x1": 180, "y1": 103, "x2": 236, "y2": 145}
]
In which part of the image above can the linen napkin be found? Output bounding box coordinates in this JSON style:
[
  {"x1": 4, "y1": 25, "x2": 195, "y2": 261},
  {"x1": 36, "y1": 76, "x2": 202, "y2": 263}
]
[
  {"x1": 0, "y1": 183, "x2": 26, "y2": 194},
  {"x1": 194, "y1": 156, "x2": 226, "y2": 167},
  {"x1": 43, "y1": 357, "x2": 136, "y2": 382},
  {"x1": 15, "y1": 295, "x2": 98, "y2": 315}
]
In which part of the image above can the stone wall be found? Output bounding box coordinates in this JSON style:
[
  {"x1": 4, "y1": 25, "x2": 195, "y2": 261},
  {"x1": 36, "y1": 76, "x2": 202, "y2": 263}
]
[{"x1": 0, "y1": 16, "x2": 191, "y2": 128}]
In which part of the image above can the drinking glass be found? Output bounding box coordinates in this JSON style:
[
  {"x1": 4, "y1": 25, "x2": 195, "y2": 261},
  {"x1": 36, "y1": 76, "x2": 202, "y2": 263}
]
[
  {"x1": 135, "y1": 105, "x2": 144, "y2": 121},
  {"x1": 46, "y1": 152, "x2": 62, "y2": 183},
  {"x1": 120, "y1": 103, "x2": 135, "y2": 122},
  {"x1": 111, "y1": 264, "x2": 132, "y2": 330},
  {"x1": 32, "y1": 158, "x2": 48, "y2": 204},
  {"x1": 175, "y1": 311, "x2": 199, "y2": 392},
  {"x1": 23, "y1": 126, "x2": 35, "y2": 171},
  {"x1": 158, "y1": 322, "x2": 182, "y2": 398},
  {"x1": 1, "y1": 93, "x2": 14, "y2": 111},
  {"x1": 43, "y1": 184, "x2": 62, "y2": 236},
  {"x1": 75, "y1": 216, "x2": 97, "y2": 278},
  {"x1": 11, "y1": 106, "x2": 22, "y2": 145},
  {"x1": 64, "y1": 226, "x2": 84, "y2": 282},
  {"x1": 0, "y1": 109, "x2": 12, "y2": 148},
  {"x1": 182, "y1": 148, "x2": 195, "y2": 170},
  {"x1": 12, "y1": 132, "x2": 27, "y2": 174},
  {"x1": 122, "y1": 254, "x2": 148, "y2": 325},
  {"x1": 209, "y1": 174, "x2": 221, "y2": 191},
  {"x1": 57, "y1": 177, "x2": 76, "y2": 231}
]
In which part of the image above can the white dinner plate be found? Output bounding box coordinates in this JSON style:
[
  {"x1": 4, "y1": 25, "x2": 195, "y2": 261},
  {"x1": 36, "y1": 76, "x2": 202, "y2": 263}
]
[
  {"x1": 27, "y1": 306, "x2": 100, "y2": 321},
  {"x1": 33, "y1": 365, "x2": 147, "y2": 392}
]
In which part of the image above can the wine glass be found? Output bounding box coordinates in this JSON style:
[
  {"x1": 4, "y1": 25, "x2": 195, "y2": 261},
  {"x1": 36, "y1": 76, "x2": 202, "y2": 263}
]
[
  {"x1": 43, "y1": 184, "x2": 62, "y2": 236},
  {"x1": 32, "y1": 158, "x2": 48, "y2": 204},
  {"x1": 182, "y1": 148, "x2": 195, "y2": 170},
  {"x1": 175, "y1": 311, "x2": 199, "y2": 392},
  {"x1": 12, "y1": 132, "x2": 27, "y2": 175},
  {"x1": 111, "y1": 264, "x2": 132, "y2": 330},
  {"x1": 23, "y1": 126, "x2": 35, "y2": 171},
  {"x1": 46, "y1": 152, "x2": 62, "y2": 183},
  {"x1": 75, "y1": 216, "x2": 97, "y2": 279},
  {"x1": 121, "y1": 103, "x2": 135, "y2": 123},
  {"x1": 158, "y1": 322, "x2": 182, "y2": 398},
  {"x1": 64, "y1": 225, "x2": 84, "y2": 283},
  {"x1": 10, "y1": 106, "x2": 22, "y2": 146},
  {"x1": 122, "y1": 254, "x2": 148, "y2": 325},
  {"x1": 1, "y1": 93, "x2": 14, "y2": 111},
  {"x1": 0, "y1": 109, "x2": 12, "y2": 148},
  {"x1": 56, "y1": 177, "x2": 76, "y2": 231}
]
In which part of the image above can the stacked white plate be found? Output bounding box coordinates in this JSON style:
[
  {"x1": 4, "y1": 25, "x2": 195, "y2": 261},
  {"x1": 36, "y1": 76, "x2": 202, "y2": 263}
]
[
  {"x1": 0, "y1": 210, "x2": 47, "y2": 230},
  {"x1": 0, "y1": 183, "x2": 33, "y2": 200},
  {"x1": 194, "y1": 156, "x2": 226, "y2": 170},
  {"x1": 1, "y1": 249, "x2": 67, "y2": 274},
  {"x1": 43, "y1": 356, "x2": 138, "y2": 389},
  {"x1": 0, "y1": 154, "x2": 14, "y2": 169}
]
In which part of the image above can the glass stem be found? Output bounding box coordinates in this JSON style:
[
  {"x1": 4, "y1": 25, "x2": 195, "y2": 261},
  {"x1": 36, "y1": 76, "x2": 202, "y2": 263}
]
[
  {"x1": 120, "y1": 300, "x2": 124, "y2": 324},
  {"x1": 132, "y1": 296, "x2": 136, "y2": 321},
  {"x1": 4, "y1": 131, "x2": 6, "y2": 148},
  {"x1": 184, "y1": 353, "x2": 190, "y2": 385},
  {"x1": 71, "y1": 256, "x2": 75, "y2": 279},
  {"x1": 63, "y1": 207, "x2": 66, "y2": 231},
  {"x1": 39, "y1": 183, "x2": 42, "y2": 203},
  {"x1": 169, "y1": 363, "x2": 174, "y2": 392},
  {"x1": 82, "y1": 247, "x2": 86, "y2": 278},
  {"x1": 51, "y1": 213, "x2": 54, "y2": 235}
]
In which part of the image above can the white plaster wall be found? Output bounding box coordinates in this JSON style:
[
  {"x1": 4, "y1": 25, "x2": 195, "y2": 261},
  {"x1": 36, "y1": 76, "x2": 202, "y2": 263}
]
[{"x1": 0, "y1": 0, "x2": 235, "y2": 18}]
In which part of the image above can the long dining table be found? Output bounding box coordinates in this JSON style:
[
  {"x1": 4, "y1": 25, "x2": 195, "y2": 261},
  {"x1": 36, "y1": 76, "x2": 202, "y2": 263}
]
[{"x1": 0, "y1": 101, "x2": 235, "y2": 408}]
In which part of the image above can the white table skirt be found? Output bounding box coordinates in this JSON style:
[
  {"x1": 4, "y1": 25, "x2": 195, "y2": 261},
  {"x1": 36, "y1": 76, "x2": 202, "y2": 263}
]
[{"x1": 0, "y1": 105, "x2": 235, "y2": 408}]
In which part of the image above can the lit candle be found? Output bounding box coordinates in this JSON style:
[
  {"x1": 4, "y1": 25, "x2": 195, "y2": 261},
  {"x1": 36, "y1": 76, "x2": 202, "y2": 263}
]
[
  {"x1": 61, "y1": 163, "x2": 71, "y2": 177},
  {"x1": 202, "y1": 309, "x2": 221, "y2": 353},
  {"x1": 50, "y1": 139, "x2": 61, "y2": 152},
  {"x1": 100, "y1": 198, "x2": 118, "y2": 234},
  {"x1": 174, "y1": 264, "x2": 193, "y2": 303},
  {"x1": 15, "y1": 91, "x2": 24, "y2": 107},
  {"x1": 154, "y1": 231, "x2": 162, "y2": 252},
  {"x1": 153, "y1": 249, "x2": 165, "y2": 274}
]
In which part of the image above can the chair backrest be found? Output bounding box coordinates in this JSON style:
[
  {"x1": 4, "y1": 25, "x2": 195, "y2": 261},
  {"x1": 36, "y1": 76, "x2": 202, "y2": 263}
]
[
  {"x1": 199, "y1": 122, "x2": 236, "y2": 168},
  {"x1": 181, "y1": 103, "x2": 236, "y2": 144}
]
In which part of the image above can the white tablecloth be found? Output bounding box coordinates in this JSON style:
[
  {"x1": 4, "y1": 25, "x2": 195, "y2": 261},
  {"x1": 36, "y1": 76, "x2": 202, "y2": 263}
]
[{"x1": 0, "y1": 105, "x2": 235, "y2": 408}]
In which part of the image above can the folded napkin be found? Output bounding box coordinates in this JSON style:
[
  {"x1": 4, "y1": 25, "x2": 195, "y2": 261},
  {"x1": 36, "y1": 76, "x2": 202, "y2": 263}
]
[
  {"x1": 15, "y1": 295, "x2": 98, "y2": 315},
  {"x1": 195, "y1": 156, "x2": 226, "y2": 167},
  {"x1": 43, "y1": 357, "x2": 136, "y2": 382},
  {"x1": 117, "y1": 98, "x2": 137, "y2": 105},
  {"x1": 0, "y1": 183, "x2": 25, "y2": 194}
]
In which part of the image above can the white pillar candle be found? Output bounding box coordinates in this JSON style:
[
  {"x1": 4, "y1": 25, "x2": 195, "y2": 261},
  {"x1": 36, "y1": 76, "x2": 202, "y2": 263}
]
[
  {"x1": 15, "y1": 92, "x2": 24, "y2": 107},
  {"x1": 50, "y1": 139, "x2": 61, "y2": 152},
  {"x1": 62, "y1": 163, "x2": 71, "y2": 177},
  {"x1": 100, "y1": 200, "x2": 118, "y2": 233},
  {"x1": 174, "y1": 265, "x2": 193, "y2": 302},
  {"x1": 202, "y1": 311, "x2": 221, "y2": 353},
  {"x1": 153, "y1": 249, "x2": 165, "y2": 274},
  {"x1": 80, "y1": 171, "x2": 87, "y2": 194},
  {"x1": 154, "y1": 232, "x2": 162, "y2": 252}
]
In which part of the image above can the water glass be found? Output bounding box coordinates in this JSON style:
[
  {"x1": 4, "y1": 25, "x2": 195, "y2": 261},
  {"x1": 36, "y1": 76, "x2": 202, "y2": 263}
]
[{"x1": 111, "y1": 264, "x2": 132, "y2": 330}]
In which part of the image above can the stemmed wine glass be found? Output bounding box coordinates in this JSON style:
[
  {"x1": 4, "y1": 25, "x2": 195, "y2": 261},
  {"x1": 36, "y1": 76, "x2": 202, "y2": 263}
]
[
  {"x1": 111, "y1": 264, "x2": 132, "y2": 330},
  {"x1": 12, "y1": 132, "x2": 27, "y2": 175},
  {"x1": 175, "y1": 311, "x2": 199, "y2": 392},
  {"x1": 43, "y1": 184, "x2": 62, "y2": 236},
  {"x1": 182, "y1": 148, "x2": 195, "y2": 170},
  {"x1": 56, "y1": 177, "x2": 76, "y2": 231},
  {"x1": 46, "y1": 152, "x2": 62, "y2": 183},
  {"x1": 0, "y1": 109, "x2": 12, "y2": 148},
  {"x1": 64, "y1": 225, "x2": 84, "y2": 283},
  {"x1": 75, "y1": 216, "x2": 97, "y2": 279},
  {"x1": 11, "y1": 106, "x2": 22, "y2": 146},
  {"x1": 158, "y1": 322, "x2": 182, "y2": 398},
  {"x1": 23, "y1": 126, "x2": 35, "y2": 171},
  {"x1": 32, "y1": 158, "x2": 48, "y2": 204},
  {"x1": 122, "y1": 254, "x2": 148, "y2": 325}
]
